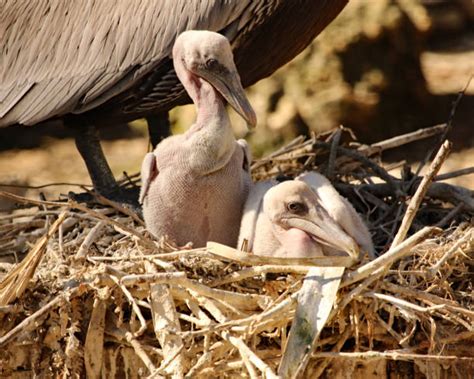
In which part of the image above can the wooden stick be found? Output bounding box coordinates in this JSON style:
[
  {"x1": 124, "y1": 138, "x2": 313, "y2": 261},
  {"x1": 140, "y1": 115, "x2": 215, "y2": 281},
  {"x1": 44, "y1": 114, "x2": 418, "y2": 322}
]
[
  {"x1": 365, "y1": 292, "x2": 445, "y2": 313},
  {"x1": 435, "y1": 166, "x2": 474, "y2": 182},
  {"x1": 107, "y1": 324, "x2": 159, "y2": 376},
  {"x1": 84, "y1": 297, "x2": 107, "y2": 379},
  {"x1": 0, "y1": 211, "x2": 68, "y2": 305},
  {"x1": 435, "y1": 203, "x2": 464, "y2": 228},
  {"x1": 221, "y1": 331, "x2": 278, "y2": 379},
  {"x1": 314, "y1": 142, "x2": 401, "y2": 194},
  {"x1": 336, "y1": 181, "x2": 474, "y2": 211},
  {"x1": 311, "y1": 350, "x2": 474, "y2": 362},
  {"x1": 326, "y1": 127, "x2": 342, "y2": 180},
  {"x1": 279, "y1": 267, "x2": 345, "y2": 379},
  {"x1": 110, "y1": 275, "x2": 147, "y2": 337},
  {"x1": 342, "y1": 226, "x2": 441, "y2": 287},
  {"x1": 0, "y1": 191, "x2": 156, "y2": 250},
  {"x1": 74, "y1": 220, "x2": 106, "y2": 261},
  {"x1": 391, "y1": 140, "x2": 451, "y2": 248},
  {"x1": 360, "y1": 123, "x2": 447, "y2": 155},
  {"x1": 209, "y1": 265, "x2": 316, "y2": 286},
  {"x1": 0, "y1": 289, "x2": 73, "y2": 346},
  {"x1": 91, "y1": 191, "x2": 144, "y2": 226},
  {"x1": 144, "y1": 260, "x2": 185, "y2": 378},
  {"x1": 207, "y1": 242, "x2": 353, "y2": 267},
  {"x1": 120, "y1": 272, "x2": 186, "y2": 286}
]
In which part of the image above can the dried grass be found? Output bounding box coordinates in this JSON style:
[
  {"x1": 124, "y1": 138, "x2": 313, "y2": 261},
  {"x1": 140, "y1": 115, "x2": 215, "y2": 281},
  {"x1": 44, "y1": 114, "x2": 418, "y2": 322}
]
[{"x1": 0, "y1": 125, "x2": 473, "y2": 378}]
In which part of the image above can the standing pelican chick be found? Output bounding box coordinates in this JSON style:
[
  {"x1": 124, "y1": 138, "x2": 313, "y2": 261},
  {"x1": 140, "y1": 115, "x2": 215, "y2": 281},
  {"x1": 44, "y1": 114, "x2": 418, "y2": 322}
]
[
  {"x1": 140, "y1": 31, "x2": 255, "y2": 247},
  {"x1": 239, "y1": 173, "x2": 374, "y2": 260}
]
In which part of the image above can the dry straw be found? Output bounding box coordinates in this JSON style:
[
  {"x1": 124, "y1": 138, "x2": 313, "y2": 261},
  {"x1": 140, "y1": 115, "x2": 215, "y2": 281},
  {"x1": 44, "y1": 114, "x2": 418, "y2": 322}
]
[{"x1": 0, "y1": 125, "x2": 473, "y2": 378}]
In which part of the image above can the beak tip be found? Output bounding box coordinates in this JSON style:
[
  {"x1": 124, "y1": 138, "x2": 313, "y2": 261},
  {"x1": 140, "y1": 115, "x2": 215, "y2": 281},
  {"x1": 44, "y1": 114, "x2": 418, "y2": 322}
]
[{"x1": 247, "y1": 111, "x2": 257, "y2": 129}]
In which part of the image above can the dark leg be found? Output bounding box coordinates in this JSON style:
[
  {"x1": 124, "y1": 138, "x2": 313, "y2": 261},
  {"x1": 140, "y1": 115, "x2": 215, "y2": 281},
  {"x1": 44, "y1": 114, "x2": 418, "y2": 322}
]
[
  {"x1": 73, "y1": 123, "x2": 120, "y2": 196},
  {"x1": 146, "y1": 112, "x2": 171, "y2": 149}
]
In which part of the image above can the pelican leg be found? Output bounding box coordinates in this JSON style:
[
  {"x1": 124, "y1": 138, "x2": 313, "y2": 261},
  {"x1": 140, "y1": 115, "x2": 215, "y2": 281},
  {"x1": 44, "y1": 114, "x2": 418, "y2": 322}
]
[
  {"x1": 70, "y1": 122, "x2": 140, "y2": 209},
  {"x1": 147, "y1": 112, "x2": 170, "y2": 149},
  {"x1": 73, "y1": 123, "x2": 118, "y2": 195}
]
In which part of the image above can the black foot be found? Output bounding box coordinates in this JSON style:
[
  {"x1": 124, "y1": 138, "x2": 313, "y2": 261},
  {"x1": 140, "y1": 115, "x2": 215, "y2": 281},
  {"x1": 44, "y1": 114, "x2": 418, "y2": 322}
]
[
  {"x1": 65, "y1": 117, "x2": 143, "y2": 217},
  {"x1": 68, "y1": 187, "x2": 142, "y2": 218}
]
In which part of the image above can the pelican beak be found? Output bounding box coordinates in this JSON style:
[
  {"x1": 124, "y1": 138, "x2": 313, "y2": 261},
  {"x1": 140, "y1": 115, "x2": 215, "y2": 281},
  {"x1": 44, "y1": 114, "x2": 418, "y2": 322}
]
[
  {"x1": 198, "y1": 66, "x2": 257, "y2": 129},
  {"x1": 283, "y1": 209, "x2": 360, "y2": 260}
]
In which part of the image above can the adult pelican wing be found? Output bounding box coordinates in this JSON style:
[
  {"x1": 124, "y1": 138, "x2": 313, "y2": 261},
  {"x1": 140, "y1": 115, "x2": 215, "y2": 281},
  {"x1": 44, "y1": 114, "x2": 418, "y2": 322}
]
[{"x1": 0, "y1": 0, "x2": 348, "y2": 199}]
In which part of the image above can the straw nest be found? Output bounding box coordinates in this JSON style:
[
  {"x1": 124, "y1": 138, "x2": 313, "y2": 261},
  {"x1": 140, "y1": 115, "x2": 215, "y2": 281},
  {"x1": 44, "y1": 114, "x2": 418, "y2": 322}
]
[{"x1": 0, "y1": 125, "x2": 473, "y2": 378}]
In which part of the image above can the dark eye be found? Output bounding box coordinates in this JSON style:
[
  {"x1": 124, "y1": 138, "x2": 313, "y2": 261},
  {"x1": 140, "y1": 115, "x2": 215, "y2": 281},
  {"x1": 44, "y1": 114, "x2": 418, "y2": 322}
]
[
  {"x1": 206, "y1": 58, "x2": 218, "y2": 69},
  {"x1": 287, "y1": 202, "x2": 308, "y2": 214}
]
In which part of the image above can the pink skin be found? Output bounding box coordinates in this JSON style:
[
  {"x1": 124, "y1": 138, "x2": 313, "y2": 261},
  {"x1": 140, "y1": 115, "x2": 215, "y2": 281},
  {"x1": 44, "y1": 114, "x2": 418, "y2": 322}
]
[
  {"x1": 174, "y1": 64, "x2": 221, "y2": 132},
  {"x1": 278, "y1": 227, "x2": 324, "y2": 258}
]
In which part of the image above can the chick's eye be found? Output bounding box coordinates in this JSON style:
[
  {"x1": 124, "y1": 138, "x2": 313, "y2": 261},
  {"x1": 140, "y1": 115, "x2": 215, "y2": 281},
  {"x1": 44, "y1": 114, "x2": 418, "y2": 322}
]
[
  {"x1": 287, "y1": 202, "x2": 307, "y2": 214},
  {"x1": 206, "y1": 58, "x2": 218, "y2": 68}
]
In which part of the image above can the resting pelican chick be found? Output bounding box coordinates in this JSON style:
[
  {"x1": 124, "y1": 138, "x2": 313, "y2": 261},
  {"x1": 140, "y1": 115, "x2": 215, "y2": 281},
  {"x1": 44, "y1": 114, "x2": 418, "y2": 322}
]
[
  {"x1": 239, "y1": 172, "x2": 374, "y2": 260},
  {"x1": 140, "y1": 31, "x2": 255, "y2": 247}
]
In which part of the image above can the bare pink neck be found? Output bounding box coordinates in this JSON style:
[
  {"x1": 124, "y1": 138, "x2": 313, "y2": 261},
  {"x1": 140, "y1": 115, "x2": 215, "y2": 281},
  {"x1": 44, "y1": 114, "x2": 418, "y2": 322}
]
[{"x1": 177, "y1": 67, "x2": 230, "y2": 133}]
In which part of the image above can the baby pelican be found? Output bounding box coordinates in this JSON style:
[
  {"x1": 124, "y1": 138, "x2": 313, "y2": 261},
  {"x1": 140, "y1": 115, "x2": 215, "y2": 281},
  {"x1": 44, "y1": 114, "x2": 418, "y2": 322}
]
[
  {"x1": 238, "y1": 172, "x2": 374, "y2": 260},
  {"x1": 140, "y1": 31, "x2": 255, "y2": 247}
]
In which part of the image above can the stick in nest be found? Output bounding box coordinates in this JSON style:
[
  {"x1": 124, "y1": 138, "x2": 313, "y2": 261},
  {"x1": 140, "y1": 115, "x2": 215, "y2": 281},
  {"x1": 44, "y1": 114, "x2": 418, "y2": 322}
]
[
  {"x1": 0, "y1": 211, "x2": 68, "y2": 306},
  {"x1": 391, "y1": 140, "x2": 452, "y2": 248}
]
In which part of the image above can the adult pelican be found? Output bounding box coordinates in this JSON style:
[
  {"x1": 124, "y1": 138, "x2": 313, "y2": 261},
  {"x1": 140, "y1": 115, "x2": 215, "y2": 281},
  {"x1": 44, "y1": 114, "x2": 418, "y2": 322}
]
[{"x1": 0, "y1": 1, "x2": 348, "y2": 200}]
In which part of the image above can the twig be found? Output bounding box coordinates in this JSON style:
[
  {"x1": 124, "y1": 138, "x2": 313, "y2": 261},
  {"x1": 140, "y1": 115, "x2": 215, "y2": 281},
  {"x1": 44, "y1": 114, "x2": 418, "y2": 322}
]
[
  {"x1": 0, "y1": 190, "x2": 70, "y2": 207},
  {"x1": 337, "y1": 180, "x2": 474, "y2": 211},
  {"x1": 0, "y1": 191, "x2": 156, "y2": 249},
  {"x1": 412, "y1": 77, "x2": 471, "y2": 183},
  {"x1": 313, "y1": 141, "x2": 401, "y2": 195},
  {"x1": 365, "y1": 292, "x2": 444, "y2": 313},
  {"x1": 142, "y1": 260, "x2": 185, "y2": 378},
  {"x1": 70, "y1": 201, "x2": 156, "y2": 250},
  {"x1": 310, "y1": 326, "x2": 352, "y2": 378},
  {"x1": 126, "y1": 271, "x2": 271, "y2": 311},
  {"x1": 209, "y1": 265, "x2": 316, "y2": 286},
  {"x1": 84, "y1": 296, "x2": 107, "y2": 379},
  {"x1": 391, "y1": 141, "x2": 451, "y2": 248},
  {"x1": 435, "y1": 167, "x2": 474, "y2": 182},
  {"x1": 207, "y1": 242, "x2": 353, "y2": 267},
  {"x1": 311, "y1": 350, "x2": 474, "y2": 362},
  {"x1": 427, "y1": 228, "x2": 473, "y2": 278},
  {"x1": 342, "y1": 226, "x2": 441, "y2": 287},
  {"x1": 435, "y1": 203, "x2": 464, "y2": 228},
  {"x1": 91, "y1": 191, "x2": 144, "y2": 226},
  {"x1": 0, "y1": 211, "x2": 68, "y2": 305},
  {"x1": 0, "y1": 182, "x2": 92, "y2": 189},
  {"x1": 251, "y1": 136, "x2": 307, "y2": 170},
  {"x1": 110, "y1": 275, "x2": 147, "y2": 337},
  {"x1": 381, "y1": 282, "x2": 474, "y2": 319},
  {"x1": 0, "y1": 289, "x2": 74, "y2": 346},
  {"x1": 360, "y1": 124, "x2": 447, "y2": 156},
  {"x1": 221, "y1": 331, "x2": 278, "y2": 379},
  {"x1": 120, "y1": 272, "x2": 186, "y2": 286},
  {"x1": 106, "y1": 323, "x2": 159, "y2": 376},
  {"x1": 326, "y1": 127, "x2": 342, "y2": 180},
  {"x1": 74, "y1": 220, "x2": 106, "y2": 261}
]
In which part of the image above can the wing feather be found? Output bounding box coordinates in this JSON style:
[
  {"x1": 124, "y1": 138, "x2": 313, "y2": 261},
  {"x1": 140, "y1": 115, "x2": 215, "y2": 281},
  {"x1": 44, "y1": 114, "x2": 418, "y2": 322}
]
[{"x1": 0, "y1": 0, "x2": 253, "y2": 126}]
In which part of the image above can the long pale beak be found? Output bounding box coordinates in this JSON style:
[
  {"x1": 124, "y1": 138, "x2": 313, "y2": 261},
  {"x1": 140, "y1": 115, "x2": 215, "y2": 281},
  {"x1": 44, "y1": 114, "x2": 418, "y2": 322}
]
[
  {"x1": 198, "y1": 68, "x2": 257, "y2": 129},
  {"x1": 283, "y1": 212, "x2": 360, "y2": 261}
]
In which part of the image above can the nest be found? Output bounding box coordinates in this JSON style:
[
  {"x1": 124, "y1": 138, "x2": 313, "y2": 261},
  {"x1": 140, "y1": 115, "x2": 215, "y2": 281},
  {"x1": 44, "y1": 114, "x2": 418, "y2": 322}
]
[{"x1": 0, "y1": 125, "x2": 473, "y2": 378}]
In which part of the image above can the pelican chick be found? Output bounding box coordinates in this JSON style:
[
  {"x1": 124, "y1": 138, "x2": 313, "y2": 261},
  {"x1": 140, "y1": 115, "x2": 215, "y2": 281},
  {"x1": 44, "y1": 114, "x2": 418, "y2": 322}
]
[
  {"x1": 239, "y1": 173, "x2": 374, "y2": 260},
  {"x1": 140, "y1": 31, "x2": 255, "y2": 247}
]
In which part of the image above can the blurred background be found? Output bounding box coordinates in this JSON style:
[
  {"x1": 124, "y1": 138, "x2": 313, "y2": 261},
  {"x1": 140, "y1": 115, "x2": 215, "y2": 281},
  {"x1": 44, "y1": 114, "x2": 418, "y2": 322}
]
[{"x1": 0, "y1": 0, "x2": 473, "y2": 206}]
